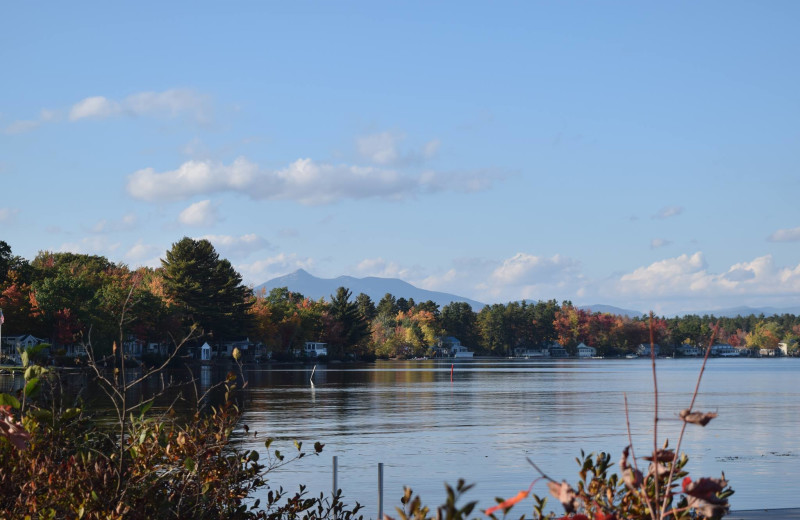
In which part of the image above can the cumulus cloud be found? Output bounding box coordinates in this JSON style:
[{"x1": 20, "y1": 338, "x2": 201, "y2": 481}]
[
  {"x1": 127, "y1": 157, "x2": 503, "y2": 205},
  {"x1": 70, "y1": 96, "x2": 120, "y2": 120},
  {"x1": 652, "y1": 205, "x2": 684, "y2": 219},
  {"x1": 6, "y1": 89, "x2": 210, "y2": 133},
  {"x1": 123, "y1": 242, "x2": 164, "y2": 268},
  {"x1": 178, "y1": 200, "x2": 219, "y2": 226},
  {"x1": 650, "y1": 238, "x2": 671, "y2": 249},
  {"x1": 70, "y1": 89, "x2": 209, "y2": 122},
  {"x1": 355, "y1": 257, "x2": 422, "y2": 280},
  {"x1": 489, "y1": 253, "x2": 581, "y2": 286},
  {"x1": 768, "y1": 226, "x2": 800, "y2": 242},
  {"x1": 237, "y1": 253, "x2": 315, "y2": 286},
  {"x1": 199, "y1": 234, "x2": 271, "y2": 257},
  {"x1": 0, "y1": 208, "x2": 19, "y2": 222},
  {"x1": 356, "y1": 131, "x2": 440, "y2": 166},
  {"x1": 615, "y1": 252, "x2": 800, "y2": 300}
]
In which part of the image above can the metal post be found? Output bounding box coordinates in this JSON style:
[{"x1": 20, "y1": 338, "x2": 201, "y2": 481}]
[
  {"x1": 378, "y1": 462, "x2": 384, "y2": 519},
  {"x1": 332, "y1": 456, "x2": 338, "y2": 496}
]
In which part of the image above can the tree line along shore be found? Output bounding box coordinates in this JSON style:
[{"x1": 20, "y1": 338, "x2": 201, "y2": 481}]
[{"x1": 2, "y1": 238, "x2": 799, "y2": 364}]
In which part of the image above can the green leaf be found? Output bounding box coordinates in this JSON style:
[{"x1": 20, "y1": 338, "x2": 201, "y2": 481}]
[
  {"x1": 139, "y1": 400, "x2": 154, "y2": 418},
  {"x1": 20, "y1": 350, "x2": 30, "y2": 368},
  {"x1": 29, "y1": 409, "x2": 53, "y2": 422},
  {"x1": 265, "y1": 437, "x2": 273, "y2": 449},
  {"x1": 184, "y1": 458, "x2": 196, "y2": 472},
  {"x1": 62, "y1": 407, "x2": 81, "y2": 420},
  {"x1": 293, "y1": 440, "x2": 302, "y2": 451},
  {"x1": 248, "y1": 450, "x2": 260, "y2": 462},
  {"x1": 314, "y1": 441, "x2": 324, "y2": 453},
  {"x1": 24, "y1": 378, "x2": 40, "y2": 398},
  {"x1": 0, "y1": 393, "x2": 21, "y2": 409}
]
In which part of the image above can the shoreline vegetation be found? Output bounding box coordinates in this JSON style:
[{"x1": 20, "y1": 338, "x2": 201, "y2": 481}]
[
  {"x1": 1, "y1": 238, "x2": 798, "y2": 368},
  {"x1": 0, "y1": 302, "x2": 740, "y2": 519}
]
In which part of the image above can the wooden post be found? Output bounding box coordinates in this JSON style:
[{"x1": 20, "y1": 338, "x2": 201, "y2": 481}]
[{"x1": 378, "y1": 462, "x2": 384, "y2": 519}]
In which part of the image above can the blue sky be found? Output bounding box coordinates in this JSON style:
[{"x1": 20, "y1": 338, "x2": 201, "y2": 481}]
[{"x1": 2, "y1": 2, "x2": 800, "y2": 315}]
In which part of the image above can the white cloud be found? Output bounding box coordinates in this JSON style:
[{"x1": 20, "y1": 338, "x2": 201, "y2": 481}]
[
  {"x1": 357, "y1": 132, "x2": 400, "y2": 165},
  {"x1": 69, "y1": 96, "x2": 120, "y2": 120},
  {"x1": 90, "y1": 213, "x2": 137, "y2": 233},
  {"x1": 355, "y1": 257, "x2": 419, "y2": 279},
  {"x1": 650, "y1": 238, "x2": 671, "y2": 249},
  {"x1": 178, "y1": 200, "x2": 219, "y2": 226},
  {"x1": 4, "y1": 109, "x2": 61, "y2": 134},
  {"x1": 4, "y1": 119, "x2": 40, "y2": 134},
  {"x1": 768, "y1": 226, "x2": 800, "y2": 242},
  {"x1": 615, "y1": 253, "x2": 800, "y2": 301},
  {"x1": 123, "y1": 242, "x2": 163, "y2": 268},
  {"x1": 652, "y1": 205, "x2": 684, "y2": 219},
  {"x1": 356, "y1": 131, "x2": 441, "y2": 166},
  {"x1": 199, "y1": 233, "x2": 271, "y2": 257},
  {"x1": 237, "y1": 253, "x2": 315, "y2": 286},
  {"x1": 490, "y1": 253, "x2": 581, "y2": 286},
  {"x1": 126, "y1": 157, "x2": 503, "y2": 205},
  {"x1": 0, "y1": 208, "x2": 19, "y2": 222}
]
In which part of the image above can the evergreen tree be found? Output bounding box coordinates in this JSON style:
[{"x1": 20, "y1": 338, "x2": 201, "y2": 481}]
[
  {"x1": 327, "y1": 287, "x2": 369, "y2": 356},
  {"x1": 161, "y1": 237, "x2": 252, "y2": 348}
]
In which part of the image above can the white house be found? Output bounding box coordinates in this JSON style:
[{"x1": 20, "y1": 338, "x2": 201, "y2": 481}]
[
  {"x1": 200, "y1": 342, "x2": 212, "y2": 361},
  {"x1": 513, "y1": 346, "x2": 550, "y2": 358},
  {"x1": 677, "y1": 344, "x2": 702, "y2": 357},
  {"x1": 576, "y1": 342, "x2": 596, "y2": 358},
  {"x1": 710, "y1": 344, "x2": 739, "y2": 357},
  {"x1": 302, "y1": 341, "x2": 328, "y2": 357}
]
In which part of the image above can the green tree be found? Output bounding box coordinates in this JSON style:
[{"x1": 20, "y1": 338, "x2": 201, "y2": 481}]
[
  {"x1": 161, "y1": 238, "x2": 252, "y2": 350},
  {"x1": 325, "y1": 287, "x2": 369, "y2": 357},
  {"x1": 355, "y1": 292, "x2": 376, "y2": 321},
  {"x1": 440, "y1": 302, "x2": 478, "y2": 349}
]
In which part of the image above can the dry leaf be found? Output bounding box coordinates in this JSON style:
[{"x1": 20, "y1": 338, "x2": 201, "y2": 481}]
[
  {"x1": 548, "y1": 480, "x2": 578, "y2": 514},
  {"x1": 679, "y1": 409, "x2": 718, "y2": 427},
  {"x1": 643, "y1": 449, "x2": 675, "y2": 463}
]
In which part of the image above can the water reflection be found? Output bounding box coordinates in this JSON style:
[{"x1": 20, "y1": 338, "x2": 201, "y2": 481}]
[{"x1": 238, "y1": 358, "x2": 800, "y2": 516}]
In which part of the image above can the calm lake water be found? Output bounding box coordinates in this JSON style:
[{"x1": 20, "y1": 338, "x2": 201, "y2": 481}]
[{"x1": 236, "y1": 358, "x2": 800, "y2": 517}]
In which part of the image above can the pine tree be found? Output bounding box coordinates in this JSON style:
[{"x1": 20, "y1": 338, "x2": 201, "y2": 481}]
[{"x1": 161, "y1": 237, "x2": 252, "y2": 348}]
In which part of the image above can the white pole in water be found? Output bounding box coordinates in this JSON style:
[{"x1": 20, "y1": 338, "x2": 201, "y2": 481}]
[
  {"x1": 332, "y1": 455, "x2": 339, "y2": 496},
  {"x1": 378, "y1": 462, "x2": 384, "y2": 519},
  {"x1": 310, "y1": 364, "x2": 317, "y2": 386}
]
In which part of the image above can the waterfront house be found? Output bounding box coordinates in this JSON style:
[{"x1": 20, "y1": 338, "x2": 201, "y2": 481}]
[
  {"x1": 302, "y1": 341, "x2": 328, "y2": 357},
  {"x1": 223, "y1": 338, "x2": 250, "y2": 358},
  {"x1": 547, "y1": 341, "x2": 569, "y2": 358},
  {"x1": 435, "y1": 336, "x2": 474, "y2": 358},
  {"x1": 677, "y1": 344, "x2": 702, "y2": 357},
  {"x1": 710, "y1": 344, "x2": 739, "y2": 357},
  {"x1": 576, "y1": 342, "x2": 596, "y2": 358},
  {"x1": 513, "y1": 345, "x2": 550, "y2": 358},
  {"x1": 759, "y1": 346, "x2": 782, "y2": 357},
  {"x1": 636, "y1": 343, "x2": 660, "y2": 357}
]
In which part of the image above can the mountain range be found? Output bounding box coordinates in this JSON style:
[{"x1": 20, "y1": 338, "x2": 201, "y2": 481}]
[
  {"x1": 255, "y1": 270, "x2": 800, "y2": 318},
  {"x1": 254, "y1": 269, "x2": 486, "y2": 310}
]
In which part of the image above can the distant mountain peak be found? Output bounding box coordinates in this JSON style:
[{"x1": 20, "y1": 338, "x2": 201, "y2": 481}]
[{"x1": 255, "y1": 270, "x2": 485, "y2": 310}]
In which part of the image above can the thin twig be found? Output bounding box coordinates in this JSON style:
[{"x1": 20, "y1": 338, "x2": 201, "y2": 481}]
[
  {"x1": 659, "y1": 322, "x2": 719, "y2": 517},
  {"x1": 649, "y1": 311, "x2": 660, "y2": 520}
]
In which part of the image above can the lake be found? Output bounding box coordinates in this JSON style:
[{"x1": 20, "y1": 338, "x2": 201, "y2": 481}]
[{"x1": 235, "y1": 358, "x2": 800, "y2": 517}]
